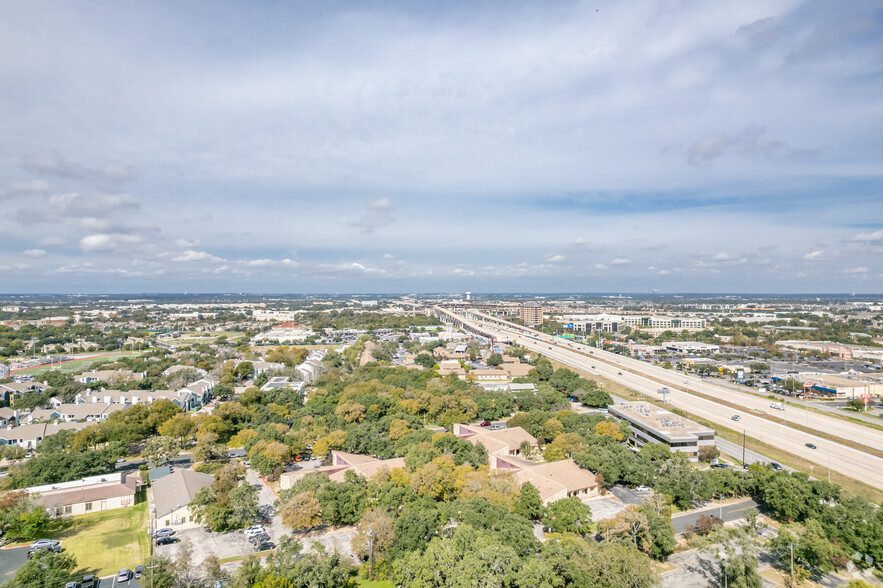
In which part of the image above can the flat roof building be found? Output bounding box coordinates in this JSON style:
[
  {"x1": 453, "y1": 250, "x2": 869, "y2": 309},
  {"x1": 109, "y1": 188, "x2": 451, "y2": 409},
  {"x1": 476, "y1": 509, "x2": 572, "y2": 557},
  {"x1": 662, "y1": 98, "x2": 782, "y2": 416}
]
[{"x1": 607, "y1": 402, "x2": 714, "y2": 462}]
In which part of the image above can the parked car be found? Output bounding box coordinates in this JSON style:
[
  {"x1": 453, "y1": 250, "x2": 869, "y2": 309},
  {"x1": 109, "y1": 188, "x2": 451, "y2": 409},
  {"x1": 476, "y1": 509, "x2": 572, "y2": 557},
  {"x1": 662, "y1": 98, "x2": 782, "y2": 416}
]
[
  {"x1": 117, "y1": 568, "x2": 132, "y2": 582},
  {"x1": 710, "y1": 463, "x2": 729, "y2": 469},
  {"x1": 635, "y1": 485, "x2": 651, "y2": 492},
  {"x1": 155, "y1": 536, "x2": 179, "y2": 546},
  {"x1": 135, "y1": 565, "x2": 144, "y2": 578},
  {"x1": 81, "y1": 575, "x2": 100, "y2": 588},
  {"x1": 249, "y1": 532, "x2": 270, "y2": 544},
  {"x1": 805, "y1": 443, "x2": 817, "y2": 449},
  {"x1": 254, "y1": 541, "x2": 275, "y2": 552},
  {"x1": 598, "y1": 408, "x2": 608, "y2": 414},
  {"x1": 29, "y1": 539, "x2": 59, "y2": 549},
  {"x1": 490, "y1": 424, "x2": 503, "y2": 430},
  {"x1": 480, "y1": 421, "x2": 491, "y2": 427},
  {"x1": 243, "y1": 527, "x2": 266, "y2": 537},
  {"x1": 242, "y1": 525, "x2": 265, "y2": 534},
  {"x1": 153, "y1": 528, "x2": 175, "y2": 538},
  {"x1": 770, "y1": 462, "x2": 784, "y2": 471}
]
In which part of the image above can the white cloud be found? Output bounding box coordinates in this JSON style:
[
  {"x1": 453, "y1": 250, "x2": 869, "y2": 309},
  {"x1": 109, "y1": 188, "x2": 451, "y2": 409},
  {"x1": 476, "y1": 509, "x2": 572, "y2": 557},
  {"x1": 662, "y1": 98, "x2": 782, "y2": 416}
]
[
  {"x1": 594, "y1": 263, "x2": 608, "y2": 270},
  {"x1": 172, "y1": 250, "x2": 225, "y2": 263},
  {"x1": 546, "y1": 254, "x2": 565, "y2": 263},
  {"x1": 22, "y1": 249, "x2": 46, "y2": 258},
  {"x1": 850, "y1": 230, "x2": 883, "y2": 244},
  {"x1": 79, "y1": 233, "x2": 145, "y2": 252},
  {"x1": 804, "y1": 250, "x2": 825, "y2": 260},
  {"x1": 0, "y1": 180, "x2": 50, "y2": 201},
  {"x1": 610, "y1": 257, "x2": 632, "y2": 265},
  {"x1": 348, "y1": 198, "x2": 395, "y2": 234},
  {"x1": 843, "y1": 266, "x2": 868, "y2": 275}
]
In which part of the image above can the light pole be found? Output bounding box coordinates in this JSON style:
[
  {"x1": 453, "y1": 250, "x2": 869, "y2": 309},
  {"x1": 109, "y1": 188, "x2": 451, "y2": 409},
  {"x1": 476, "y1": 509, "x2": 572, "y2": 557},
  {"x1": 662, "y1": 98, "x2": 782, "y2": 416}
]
[
  {"x1": 789, "y1": 542, "x2": 795, "y2": 578},
  {"x1": 366, "y1": 528, "x2": 375, "y2": 579}
]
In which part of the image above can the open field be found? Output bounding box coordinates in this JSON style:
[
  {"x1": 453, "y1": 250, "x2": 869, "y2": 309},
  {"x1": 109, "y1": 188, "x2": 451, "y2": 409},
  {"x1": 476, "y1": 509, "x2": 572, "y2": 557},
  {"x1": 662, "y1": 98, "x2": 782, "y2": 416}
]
[
  {"x1": 47, "y1": 499, "x2": 149, "y2": 576},
  {"x1": 10, "y1": 351, "x2": 144, "y2": 376}
]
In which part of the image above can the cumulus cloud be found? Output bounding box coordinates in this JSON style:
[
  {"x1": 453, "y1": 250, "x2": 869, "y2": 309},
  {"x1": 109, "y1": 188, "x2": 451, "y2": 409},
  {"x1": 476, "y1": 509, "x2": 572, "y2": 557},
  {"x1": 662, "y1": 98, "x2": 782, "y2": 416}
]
[
  {"x1": 79, "y1": 233, "x2": 145, "y2": 252},
  {"x1": 22, "y1": 150, "x2": 134, "y2": 185},
  {"x1": 850, "y1": 230, "x2": 883, "y2": 244},
  {"x1": 687, "y1": 126, "x2": 813, "y2": 165},
  {"x1": 22, "y1": 249, "x2": 46, "y2": 258},
  {"x1": 0, "y1": 180, "x2": 50, "y2": 201},
  {"x1": 172, "y1": 250, "x2": 225, "y2": 263},
  {"x1": 546, "y1": 254, "x2": 565, "y2": 263},
  {"x1": 348, "y1": 198, "x2": 395, "y2": 234},
  {"x1": 610, "y1": 257, "x2": 631, "y2": 265}
]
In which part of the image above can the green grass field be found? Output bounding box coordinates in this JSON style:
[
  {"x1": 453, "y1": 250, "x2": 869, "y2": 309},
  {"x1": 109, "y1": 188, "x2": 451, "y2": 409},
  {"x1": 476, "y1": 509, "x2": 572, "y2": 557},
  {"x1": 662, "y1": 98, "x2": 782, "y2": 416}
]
[
  {"x1": 356, "y1": 580, "x2": 395, "y2": 588},
  {"x1": 47, "y1": 499, "x2": 149, "y2": 576},
  {"x1": 11, "y1": 351, "x2": 144, "y2": 376}
]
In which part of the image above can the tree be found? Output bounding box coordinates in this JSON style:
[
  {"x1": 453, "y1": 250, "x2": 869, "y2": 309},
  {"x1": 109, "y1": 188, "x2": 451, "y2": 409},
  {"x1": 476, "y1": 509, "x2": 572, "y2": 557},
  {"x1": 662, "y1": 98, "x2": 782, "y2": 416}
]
[
  {"x1": 235, "y1": 361, "x2": 255, "y2": 380},
  {"x1": 0, "y1": 491, "x2": 49, "y2": 541},
  {"x1": 193, "y1": 431, "x2": 223, "y2": 462},
  {"x1": 698, "y1": 445, "x2": 721, "y2": 463},
  {"x1": 414, "y1": 353, "x2": 436, "y2": 370},
  {"x1": 3, "y1": 549, "x2": 78, "y2": 587},
  {"x1": 543, "y1": 496, "x2": 593, "y2": 536},
  {"x1": 143, "y1": 435, "x2": 182, "y2": 466},
  {"x1": 543, "y1": 433, "x2": 587, "y2": 462},
  {"x1": 514, "y1": 481, "x2": 544, "y2": 521},
  {"x1": 486, "y1": 353, "x2": 503, "y2": 367},
  {"x1": 281, "y1": 491, "x2": 323, "y2": 531},
  {"x1": 351, "y1": 508, "x2": 395, "y2": 576},
  {"x1": 158, "y1": 413, "x2": 197, "y2": 442},
  {"x1": 227, "y1": 482, "x2": 260, "y2": 528},
  {"x1": 703, "y1": 529, "x2": 763, "y2": 588}
]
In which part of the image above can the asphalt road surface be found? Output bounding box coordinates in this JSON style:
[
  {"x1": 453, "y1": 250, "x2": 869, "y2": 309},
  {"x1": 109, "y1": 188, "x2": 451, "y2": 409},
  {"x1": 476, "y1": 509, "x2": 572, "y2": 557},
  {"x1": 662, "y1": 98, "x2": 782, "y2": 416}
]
[
  {"x1": 439, "y1": 308, "x2": 883, "y2": 490},
  {"x1": 671, "y1": 498, "x2": 760, "y2": 534}
]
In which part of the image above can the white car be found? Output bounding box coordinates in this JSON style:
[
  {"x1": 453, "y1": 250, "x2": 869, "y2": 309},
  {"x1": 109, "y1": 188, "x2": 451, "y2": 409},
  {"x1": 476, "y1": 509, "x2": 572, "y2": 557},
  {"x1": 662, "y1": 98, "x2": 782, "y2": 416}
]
[
  {"x1": 243, "y1": 527, "x2": 266, "y2": 537},
  {"x1": 635, "y1": 485, "x2": 652, "y2": 492}
]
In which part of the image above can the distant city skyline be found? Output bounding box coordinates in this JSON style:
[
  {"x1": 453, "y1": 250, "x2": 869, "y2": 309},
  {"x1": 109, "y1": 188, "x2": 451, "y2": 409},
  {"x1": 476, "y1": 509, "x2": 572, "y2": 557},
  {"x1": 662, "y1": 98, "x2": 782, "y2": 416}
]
[{"x1": 1, "y1": 1, "x2": 881, "y2": 293}]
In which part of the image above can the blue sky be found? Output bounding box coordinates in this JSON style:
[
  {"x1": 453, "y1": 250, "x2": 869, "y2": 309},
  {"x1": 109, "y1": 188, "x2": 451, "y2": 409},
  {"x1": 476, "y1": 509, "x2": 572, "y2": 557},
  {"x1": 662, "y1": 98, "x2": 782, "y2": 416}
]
[{"x1": 1, "y1": 0, "x2": 882, "y2": 293}]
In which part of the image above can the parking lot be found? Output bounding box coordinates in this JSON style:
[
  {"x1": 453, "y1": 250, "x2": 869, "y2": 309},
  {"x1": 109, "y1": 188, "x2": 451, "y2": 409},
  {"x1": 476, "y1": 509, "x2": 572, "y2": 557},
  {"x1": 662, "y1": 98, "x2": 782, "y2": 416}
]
[{"x1": 0, "y1": 546, "x2": 144, "y2": 587}]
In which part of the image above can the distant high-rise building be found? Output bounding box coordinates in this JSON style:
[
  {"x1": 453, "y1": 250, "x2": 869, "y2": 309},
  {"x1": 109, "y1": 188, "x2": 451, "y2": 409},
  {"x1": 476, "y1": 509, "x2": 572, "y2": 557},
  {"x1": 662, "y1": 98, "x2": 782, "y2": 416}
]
[
  {"x1": 519, "y1": 303, "x2": 544, "y2": 326},
  {"x1": 465, "y1": 292, "x2": 471, "y2": 301}
]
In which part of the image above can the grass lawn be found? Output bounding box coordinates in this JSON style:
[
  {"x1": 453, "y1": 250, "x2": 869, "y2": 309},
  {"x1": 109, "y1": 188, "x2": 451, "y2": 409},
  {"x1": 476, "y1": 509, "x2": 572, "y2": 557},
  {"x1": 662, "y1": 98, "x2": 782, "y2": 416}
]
[
  {"x1": 356, "y1": 580, "x2": 395, "y2": 588},
  {"x1": 47, "y1": 499, "x2": 149, "y2": 576},
  {"x1": 12, "y1": 351, "x2": 144, "y2": 376}
]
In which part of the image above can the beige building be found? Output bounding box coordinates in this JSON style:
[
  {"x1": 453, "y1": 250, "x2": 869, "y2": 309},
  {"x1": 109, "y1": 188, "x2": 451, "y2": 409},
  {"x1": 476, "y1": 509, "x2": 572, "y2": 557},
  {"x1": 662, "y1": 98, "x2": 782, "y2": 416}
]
[
  {"x1": 453, "y1": 424, "x2": 539, "y2": 457},
  {"x1": 280, "y1": 451, "x2": 406, "y2": 490},
  {"x1": 152, "y1": 469, "x2": 215, "y2": 529},
  {"x1": 27, "y1": 473, "x2": 141, "y2": 517},
  {"x1": 607, "y1": 402, "x2": 714, "y2": 462},
  {"x1": 490, "y1": 455, "x2": 599, "y2": 504},
  {"x1": 519, "y1": 304, "x2": 545, "y2": 327}
]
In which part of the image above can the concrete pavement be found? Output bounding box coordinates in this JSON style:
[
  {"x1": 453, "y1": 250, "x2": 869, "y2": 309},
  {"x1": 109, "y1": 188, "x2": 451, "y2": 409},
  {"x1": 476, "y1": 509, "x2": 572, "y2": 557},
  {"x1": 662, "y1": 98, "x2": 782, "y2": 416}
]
[{"x1": 670, "y1": 498, "x2": 759, "y2": 534}]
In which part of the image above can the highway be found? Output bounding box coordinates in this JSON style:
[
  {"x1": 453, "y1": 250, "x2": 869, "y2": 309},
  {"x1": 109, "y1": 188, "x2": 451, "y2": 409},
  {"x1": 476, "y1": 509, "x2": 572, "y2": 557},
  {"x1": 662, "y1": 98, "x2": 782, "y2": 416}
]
[{"x1": 436, "y1": 307, "x2": 883, "y2": 490}]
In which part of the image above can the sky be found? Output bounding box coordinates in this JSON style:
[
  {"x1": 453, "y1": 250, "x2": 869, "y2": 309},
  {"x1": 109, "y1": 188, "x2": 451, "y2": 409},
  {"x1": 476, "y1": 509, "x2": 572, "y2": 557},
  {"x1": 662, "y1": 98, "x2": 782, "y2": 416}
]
[{"x1": 1, "y1": 0, "x2": 882, "y2": 294}]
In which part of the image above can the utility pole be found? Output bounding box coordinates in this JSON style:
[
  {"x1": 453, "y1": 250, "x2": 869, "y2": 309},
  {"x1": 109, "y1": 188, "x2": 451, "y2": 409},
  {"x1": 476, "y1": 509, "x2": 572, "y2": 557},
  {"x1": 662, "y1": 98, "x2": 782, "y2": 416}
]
[
  {"x1": 789, "y1": 542, "x2": 795, "y2": 578},
  {"x1": 742, "y1": 430, "x2": 746, "y2": 466}
]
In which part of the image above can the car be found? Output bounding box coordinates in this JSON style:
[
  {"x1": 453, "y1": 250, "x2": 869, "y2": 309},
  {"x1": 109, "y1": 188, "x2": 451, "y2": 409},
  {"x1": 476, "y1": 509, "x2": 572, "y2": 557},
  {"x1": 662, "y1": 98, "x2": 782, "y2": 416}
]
[
  {"x1": 731, "y1": 415, "x2": 741, "y2": 421},
  {"x1": 64, "y1": 583, "x2": 82, "y2": 588},
  {"x1": 480, "y1": 421, "x2": 491, "y2": 427},
  {"x1": 243, "y1": 527, "x2": 266, "y2": 537},
  {"x1": 805, "y1": 443, "x2": 817, "y2": 449},
  {"x1": 255, "y1": 541, "x2": 276, "y2": 552},
  {"x1": 81, "y1": 575, "x2": 100, "y2": 588},
  {"x1": 242, "y1": 525, "x2": 265, "y2": 534},
  {"x1": 770, "y1": 462, "x2": 784, "y2": 471},
  {"x1": 249, "y1": 532, "x2": 270, "y2": 544},
  {"x1": 710, "y1": 463, "x2": 729, "y2": 469},
  {"x1": 135, "y1": 565, "x2": 144, "y2": 578},
  {"x1": 490, "y1": 424, "x2": 503, "y2": 430},
  {"x1": 29, "y1": 539, "x2": 59, "y2": 549},
  {"x1": 617, "y1": 372, "x2": 623, "y2": 376},
  {"x1": 591, "y1": 365, "x2": 596, "y2": 369},
  {"x1": 683, "y1": 380, "x2": 690, "y2": 385},
  {"x1": 243, "y1": 461, "x2": 250, "y2": 468},
  {"x1": 635, "y1": 485, "x2": 651, "y2": 492},
  {"x1": 153, "y1": 528, "x2": 175, "y2": 537},
  {"x1": 598, "y1": 408, "x2": 609, "y2": 414},
  {"x1": 117, "y1": 569, "x2": 132, "y2": 582},
  {"x1": 116, "y1": 458, "x2": 126, "y2": 463},
  {"x1": 155, "y1": 536, "x2": 179, "y2": 546}
]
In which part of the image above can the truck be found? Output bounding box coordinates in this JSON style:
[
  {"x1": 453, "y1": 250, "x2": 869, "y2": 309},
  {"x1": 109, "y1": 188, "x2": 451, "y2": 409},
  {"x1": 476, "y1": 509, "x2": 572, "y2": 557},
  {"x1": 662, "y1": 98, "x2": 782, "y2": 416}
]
[{"x1": 770, "y1": 402, "x2": 784, "y2": 410}]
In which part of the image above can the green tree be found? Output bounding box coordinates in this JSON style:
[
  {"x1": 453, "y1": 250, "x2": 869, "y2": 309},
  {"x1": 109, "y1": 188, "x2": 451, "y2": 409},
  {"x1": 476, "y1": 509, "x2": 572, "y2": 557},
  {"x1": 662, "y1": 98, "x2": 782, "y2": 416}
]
[
  {"x1": 486, "y1": 353, "x2": 503, "y2": 367},
  {"x1": 514, "y1": 481, "x2": 544, "y2": 521},
  {"x1": 3, "y1": 549, "x2": 78, "y2": 587},
  {"x1": 543, "y1": 496, "x2": 593, "y2": 536}
]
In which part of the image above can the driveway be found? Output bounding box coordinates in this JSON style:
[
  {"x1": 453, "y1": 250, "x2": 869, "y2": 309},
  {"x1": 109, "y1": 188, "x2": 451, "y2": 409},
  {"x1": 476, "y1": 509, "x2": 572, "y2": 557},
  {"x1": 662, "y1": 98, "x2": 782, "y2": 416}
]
[
  {"x1": 671, "y1": 498, "x2": 759, "y2": 535},
  {"x1": 609, "y1": 485, "x2": 651, "y2": 505}
]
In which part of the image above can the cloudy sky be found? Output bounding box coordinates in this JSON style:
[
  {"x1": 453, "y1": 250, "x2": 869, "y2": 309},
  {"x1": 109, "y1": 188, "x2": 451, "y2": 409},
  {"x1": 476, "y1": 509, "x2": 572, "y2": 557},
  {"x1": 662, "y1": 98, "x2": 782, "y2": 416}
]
[{"x1": 1, "y1": 1, "x2": 882, "y2": 294}]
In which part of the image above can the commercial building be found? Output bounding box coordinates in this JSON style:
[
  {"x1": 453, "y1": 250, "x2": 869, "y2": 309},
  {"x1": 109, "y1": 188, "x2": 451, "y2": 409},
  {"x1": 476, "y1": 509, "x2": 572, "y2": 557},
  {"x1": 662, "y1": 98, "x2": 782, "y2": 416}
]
[
  {"x1": 151, "y1": 469, "x2": 215, "y2": 530},
  {"x1": 279, "y1": 451, "x2": 406, "y2": 490},
  {"x1": 607, "y1": 402, "x2": 714, "y2": 462},
  {"x1": 519, "y1": 304, "x2": 545, "y2": 327},
  {"x1": 453, "y1": 424, "x2": 539, "y2": 457},
  {"x1": 490, "y1": 455, "x2": 600, "y2": 504},
  {"x1": 803, "y1": 374, "x2": 883, "y2": 399},
  {"x1": 27, "y1": 472, "x2": 141, "y2": 517},
  {"x1": 663, "y1": 341, "x2": 720, "y2": 354},
  {"x1": 560, "y1": 314, "x2": 706, "y2": 335}
]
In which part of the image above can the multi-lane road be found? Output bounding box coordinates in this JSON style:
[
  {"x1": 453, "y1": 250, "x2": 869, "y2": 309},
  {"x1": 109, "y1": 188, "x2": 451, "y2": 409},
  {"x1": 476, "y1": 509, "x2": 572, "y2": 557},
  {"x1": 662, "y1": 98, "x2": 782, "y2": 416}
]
[{"x1": 436, "y1": 307, "x2": 883, "y2": 490}]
